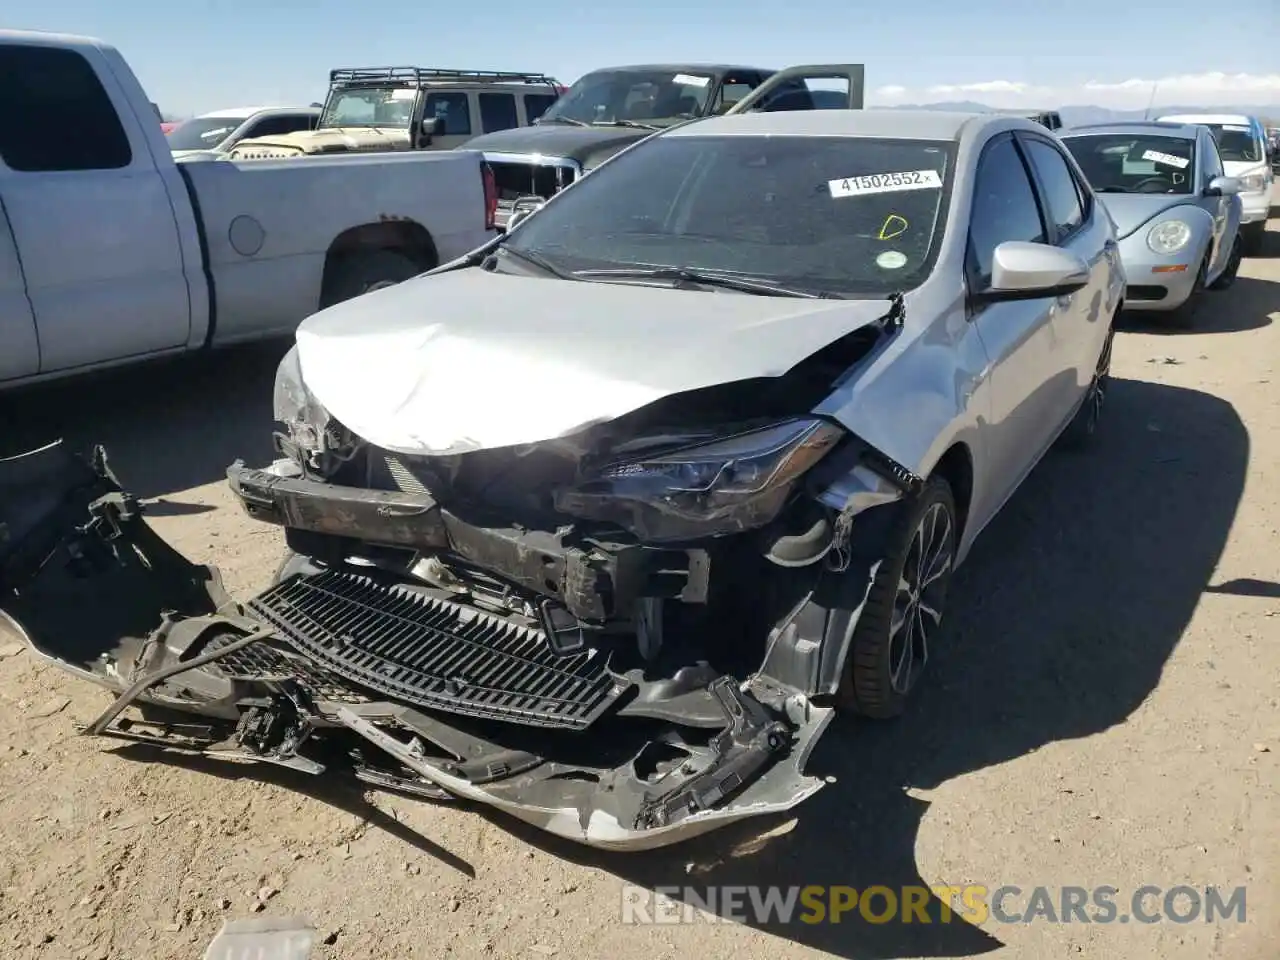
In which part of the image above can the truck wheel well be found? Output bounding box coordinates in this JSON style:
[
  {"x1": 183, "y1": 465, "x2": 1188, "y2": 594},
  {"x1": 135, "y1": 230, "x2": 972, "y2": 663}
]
[
  {"x1": 932, "y1": 442, "x2": 973, "y2": 538},
  {"x1": 323, "y1": 220, "x2": 439, "y2": 282}
]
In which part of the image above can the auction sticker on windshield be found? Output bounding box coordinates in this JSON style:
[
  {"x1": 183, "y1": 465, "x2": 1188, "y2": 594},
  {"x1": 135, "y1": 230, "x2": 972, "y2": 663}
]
[
  {"x1": 673, "y1": 74, "x2": 710, "y2": 87},
  {"x1": 1141, "y1": 150, "x2": 1189, "y2": 169},
  {"x1": 829, "y1": 170, "x2": 942, "y2": 198}
]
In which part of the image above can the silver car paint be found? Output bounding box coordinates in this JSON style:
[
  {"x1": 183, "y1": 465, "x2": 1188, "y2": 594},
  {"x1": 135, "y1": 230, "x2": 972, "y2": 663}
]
[
  {"x1": 292, "y1": 110, "x2": 1121, "y2": 568},
  {"x1": 1060, "y1": 123, "x2": 1242, "y2": 312}
]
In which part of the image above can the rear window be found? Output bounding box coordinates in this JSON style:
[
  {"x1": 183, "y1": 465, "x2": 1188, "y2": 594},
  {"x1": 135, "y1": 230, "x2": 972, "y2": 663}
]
[
  {"x1": 1061, "y1": 134, "x2": 1197, "y2": 195},
  {"x1": 504, "y1": 134, "x2": 955, "y2": 296}
]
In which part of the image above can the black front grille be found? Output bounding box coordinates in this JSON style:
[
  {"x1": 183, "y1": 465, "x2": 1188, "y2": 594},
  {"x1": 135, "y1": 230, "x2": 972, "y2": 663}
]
[
  {"x1": 488, "y1": 160, "x2": 576, "y2": 201},
  {"x1": 247, "y1": 570, "x2": 621, "y2": 729}
]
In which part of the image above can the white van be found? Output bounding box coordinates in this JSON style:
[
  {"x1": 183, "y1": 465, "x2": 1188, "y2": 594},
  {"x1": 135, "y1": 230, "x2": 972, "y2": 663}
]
[{"x1": 1159, "y1": 113, "x2": 1273, "y2": 253}]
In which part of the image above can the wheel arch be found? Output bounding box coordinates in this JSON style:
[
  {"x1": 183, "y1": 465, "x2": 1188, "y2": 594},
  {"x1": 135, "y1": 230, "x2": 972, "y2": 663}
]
[
  {"x1": 320, "y1": 219, "x2": 439, "y2": 302},
  {"x1": 930, "y1": 440, "x2": 974, "y2": 542}
]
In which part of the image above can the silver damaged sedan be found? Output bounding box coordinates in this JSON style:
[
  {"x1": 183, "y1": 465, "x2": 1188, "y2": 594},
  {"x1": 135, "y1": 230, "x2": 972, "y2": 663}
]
[
  {"x1": 0, "y1": 80, "x2": 1124, "y2": 851},
  {"x1": 1060, "y1": 121, "x2": 1244, "y2": 323}
]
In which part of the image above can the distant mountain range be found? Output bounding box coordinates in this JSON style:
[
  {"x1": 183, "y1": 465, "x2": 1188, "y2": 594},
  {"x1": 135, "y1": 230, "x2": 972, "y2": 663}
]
[{"x1": 879, "y1": 101, "x2": 1280, "y2": 127}]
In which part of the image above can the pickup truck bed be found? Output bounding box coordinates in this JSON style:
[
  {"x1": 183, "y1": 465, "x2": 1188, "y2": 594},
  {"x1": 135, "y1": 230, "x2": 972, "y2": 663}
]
[{"x1": 0, "y1": 30, "x2": 494, "y2": 387}]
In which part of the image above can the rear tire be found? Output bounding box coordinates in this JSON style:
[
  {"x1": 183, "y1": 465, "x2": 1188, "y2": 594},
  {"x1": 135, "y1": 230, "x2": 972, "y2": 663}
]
[
  {"x1": 321, "y1": 250, "x2": 423, "y2": 308},
  {"x1": 836, "y1": 476, "x2": 958, "y2": 718}
]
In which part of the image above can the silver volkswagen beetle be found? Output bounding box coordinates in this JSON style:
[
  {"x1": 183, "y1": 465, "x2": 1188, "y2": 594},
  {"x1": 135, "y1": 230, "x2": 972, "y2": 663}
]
[
  {"x1": 1, "y1": 77, "x2": 1125, "y2": 851},
  {"x1": 1060, "y1": 121, "x2": 1243, "y2": 324}
]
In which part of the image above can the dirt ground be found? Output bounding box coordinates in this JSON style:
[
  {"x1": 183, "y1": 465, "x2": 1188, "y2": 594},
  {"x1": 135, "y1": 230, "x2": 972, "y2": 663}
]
[{"x1": 1, "y1": 191, "x2": 1278, "y2": 960}]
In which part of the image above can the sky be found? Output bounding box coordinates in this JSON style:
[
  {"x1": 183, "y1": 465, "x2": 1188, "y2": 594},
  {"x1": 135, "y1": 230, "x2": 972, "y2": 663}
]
[{"x1": 10, "y1": 0, "x2": 1280, "y2": 117}]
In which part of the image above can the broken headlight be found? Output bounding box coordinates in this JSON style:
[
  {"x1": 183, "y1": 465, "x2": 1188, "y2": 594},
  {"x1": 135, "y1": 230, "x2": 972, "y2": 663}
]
[
  {"x1": 555, "y1": 418, "x2": 843, "y2": 542},
  {"x1": 272, "y1": 346, "x2": 356, "y2": 475}
]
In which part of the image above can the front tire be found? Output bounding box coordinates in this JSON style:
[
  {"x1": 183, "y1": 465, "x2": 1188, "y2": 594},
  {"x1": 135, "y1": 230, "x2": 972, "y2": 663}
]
[
  {"x1": 836, "y1": 476, "x2": 958, "y2": 718},
  {"x1": 1207, "y1": 236, "x2": 1242, "y2": 290},
  {"x1": 1169, "y1": 249, "x2": 1210, "y2": 328}
]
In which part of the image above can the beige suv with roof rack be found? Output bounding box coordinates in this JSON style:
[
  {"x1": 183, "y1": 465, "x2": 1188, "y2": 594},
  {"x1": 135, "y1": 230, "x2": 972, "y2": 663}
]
[{"x1": 228, "y1": 66, "x2": 563, "y2": 159}]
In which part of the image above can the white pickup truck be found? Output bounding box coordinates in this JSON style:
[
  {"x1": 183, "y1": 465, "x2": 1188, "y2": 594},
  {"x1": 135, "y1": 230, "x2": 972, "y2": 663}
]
[{"x1": 0, "y1": 30, "x2": 495, "y2": 388}]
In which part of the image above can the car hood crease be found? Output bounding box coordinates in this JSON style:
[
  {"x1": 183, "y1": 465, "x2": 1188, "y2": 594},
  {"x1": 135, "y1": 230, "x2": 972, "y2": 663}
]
[{"x1": 294, "y1": 268, "x2": 891, "y2": 455}]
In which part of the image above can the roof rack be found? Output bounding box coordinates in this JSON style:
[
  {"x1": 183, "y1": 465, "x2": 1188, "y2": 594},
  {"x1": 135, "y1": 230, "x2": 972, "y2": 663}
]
[{"x1": 328, "y1": 67, "x2": 558, "y2": 87}]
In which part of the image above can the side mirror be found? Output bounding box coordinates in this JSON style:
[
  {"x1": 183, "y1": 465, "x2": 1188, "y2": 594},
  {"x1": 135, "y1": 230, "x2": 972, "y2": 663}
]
[
  {"x1": 416, "y1": 115, "x2": 441, "y2": 148},
  {"x1": 975, "y1": 241, "x2": 1091, "y2": 303},
  {"x1": 1205, "y1": 175, "x2": 1241, "y2": 196}
]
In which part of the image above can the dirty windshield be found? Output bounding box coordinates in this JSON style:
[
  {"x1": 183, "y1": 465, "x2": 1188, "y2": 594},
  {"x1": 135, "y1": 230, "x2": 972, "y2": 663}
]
[
  {"x1": 536, "y1": 68, "x2": 716, "y2": 126},
  {"x1": 1062, "y1": 134, "x2": 1198, "y2": 194},
  {"x1": 166, "y1": 116, "x2": 247, "y2": 150},
  {"x1": 321, "y1": 86, "x2": 416, "y2": 128},
  {"x1": 503, "y1": 134, "x2": 954, "y2": 296}
]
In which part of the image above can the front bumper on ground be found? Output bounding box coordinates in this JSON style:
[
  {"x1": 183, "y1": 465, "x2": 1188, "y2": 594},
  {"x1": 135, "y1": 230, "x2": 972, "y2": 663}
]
[
  {"x1": 0, "y1": 442, "x2": 832, "y2": 852},
  {"x1": 1116, "y1": 232, "x2": 1203, "y2": 312}
]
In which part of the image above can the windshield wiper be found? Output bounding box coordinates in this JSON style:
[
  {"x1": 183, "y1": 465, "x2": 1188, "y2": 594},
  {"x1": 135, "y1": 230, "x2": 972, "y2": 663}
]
[
  {"x1": 497, "y1": 245, "x2": 576, "y2": 279},
  {"x1": 533, "y1": 116, "x2": 588, "y2": 127},
  {"x1": 593, "y1": 119, "x2": 660, "y2": 130},
  {"x1": 1095, "y1": 185, "x2": 1132, "y2": 193},
  {"x1": 573, "y1": 267, "x2": 838, "y2": 298}
]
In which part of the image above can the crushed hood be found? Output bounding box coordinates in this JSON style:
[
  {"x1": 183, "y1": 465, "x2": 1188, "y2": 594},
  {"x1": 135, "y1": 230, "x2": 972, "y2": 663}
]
[
  {"x1": 1097, "y1": 195, "x2": 1202, "y2": 239},
  {"x1": 294, "y1": 268, "x2": 891, "y2": 456},
  {"x1": 228, "y1": 127, "x2": 411, "y2": 157}
]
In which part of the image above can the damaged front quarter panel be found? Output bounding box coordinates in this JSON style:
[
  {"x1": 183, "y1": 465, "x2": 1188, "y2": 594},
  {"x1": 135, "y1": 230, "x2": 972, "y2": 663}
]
[{"x1": 0, "y1": 442, "x2": 838, "y2": 852}]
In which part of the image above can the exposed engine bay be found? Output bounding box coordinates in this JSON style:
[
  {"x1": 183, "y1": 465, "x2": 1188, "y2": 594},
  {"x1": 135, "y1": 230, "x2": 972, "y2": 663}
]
[{"x1": 0, "y1": 299, "x2": 927, "y2": 848}]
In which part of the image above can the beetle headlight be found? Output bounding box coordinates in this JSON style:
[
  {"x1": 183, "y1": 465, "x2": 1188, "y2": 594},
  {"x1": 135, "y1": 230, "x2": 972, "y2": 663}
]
[
  {"x1": 554, "y1": 418, "x2": 844, "y2": 542},
  {"x1": 1147, "y1": 220, "x2": 1192, "y2": 255}
]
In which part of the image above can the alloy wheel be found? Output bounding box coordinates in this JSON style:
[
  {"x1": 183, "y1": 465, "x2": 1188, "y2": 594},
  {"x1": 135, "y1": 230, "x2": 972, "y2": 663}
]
[
  {"x1": 1081, "y1": 329, "x2": 1114, "y2": 436},
  {"x1": 887, "y1": 501, "x2": 955, "y2": 695}
]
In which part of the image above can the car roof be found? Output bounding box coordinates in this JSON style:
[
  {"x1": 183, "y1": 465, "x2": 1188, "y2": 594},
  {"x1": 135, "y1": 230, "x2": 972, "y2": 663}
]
[
  {"x1": 664, "y1": 108, "x2": 1016, "y2": 142},
  {"x1": 1062, "y1": 121, "x2": 1201, "y2": 140},
  {"x1": 1158, "y1": 113, "x2": 1257, "y2": 127},
  {"x1": 198, "y1": 106, "x2": 313, "y2": 119},
  {"x1": 578, "y1": 63, "x2": 770, "y2": 77}
]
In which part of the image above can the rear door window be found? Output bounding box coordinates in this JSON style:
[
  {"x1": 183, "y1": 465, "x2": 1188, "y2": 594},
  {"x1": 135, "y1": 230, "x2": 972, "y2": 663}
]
[
  {"x1": 478, "y1": 93, "x2": 519, "y2": 132},
  {"x1": 523, "y1": 93, "x2": 558, "y2": 121},
  {"x1": 424, "y1": 92, "x2": 472, "y2": 136},
  {"x1": 1021, "y1": 137, "x2": 1086, "y2": 239}
]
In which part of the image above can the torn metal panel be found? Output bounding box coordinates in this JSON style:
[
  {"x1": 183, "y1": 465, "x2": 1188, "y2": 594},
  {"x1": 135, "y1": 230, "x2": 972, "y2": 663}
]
[{"x1": 1, "y1": 442, "x2": 839, "y2": 852}]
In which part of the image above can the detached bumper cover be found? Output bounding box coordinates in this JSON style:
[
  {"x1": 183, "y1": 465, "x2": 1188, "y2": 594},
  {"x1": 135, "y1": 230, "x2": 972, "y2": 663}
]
[{"x1": 0, "y1": 443, "x2": 831, "y2": 852}]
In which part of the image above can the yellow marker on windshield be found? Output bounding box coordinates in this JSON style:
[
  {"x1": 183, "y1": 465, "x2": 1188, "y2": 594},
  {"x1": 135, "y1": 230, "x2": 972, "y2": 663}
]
[{"x1": 878, "y1": 215, "x2": 908, "y2": 240}]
